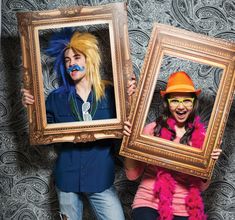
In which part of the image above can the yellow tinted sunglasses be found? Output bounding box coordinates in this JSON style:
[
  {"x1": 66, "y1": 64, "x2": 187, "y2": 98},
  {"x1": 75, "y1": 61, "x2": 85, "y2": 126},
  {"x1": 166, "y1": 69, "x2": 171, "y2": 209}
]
[{"x1": 167, "y1": 97, "x2": 194, "y2": 108}]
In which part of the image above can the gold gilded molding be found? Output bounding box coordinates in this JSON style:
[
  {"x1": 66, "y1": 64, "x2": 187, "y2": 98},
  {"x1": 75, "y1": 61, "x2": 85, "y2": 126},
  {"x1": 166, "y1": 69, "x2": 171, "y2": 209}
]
[
  {"x1": 17, "y1": 3, "x2": 132, "y2": 145},
  {"x1": 73, "y1": 133, "x2": 96, "y2": 143},
  {"x1": 120, "y1": 23, "x2": 235, "y2": 179}
]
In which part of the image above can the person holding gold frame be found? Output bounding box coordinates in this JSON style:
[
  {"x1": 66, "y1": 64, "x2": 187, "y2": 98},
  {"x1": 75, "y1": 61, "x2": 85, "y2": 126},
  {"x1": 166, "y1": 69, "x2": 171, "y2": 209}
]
[
  {"x1": 22, "y1": 29, "x2": 136, "y2": 220},
  {"x1": 123, "y1": 71, "x2": 221, "y2": 220}
]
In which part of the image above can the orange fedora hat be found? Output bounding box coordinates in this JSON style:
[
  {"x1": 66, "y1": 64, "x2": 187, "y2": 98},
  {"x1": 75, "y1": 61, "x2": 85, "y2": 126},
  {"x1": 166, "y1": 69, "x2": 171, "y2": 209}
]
[{"x1": 160, "y1": 71, "x2": 201, "y2": 97}]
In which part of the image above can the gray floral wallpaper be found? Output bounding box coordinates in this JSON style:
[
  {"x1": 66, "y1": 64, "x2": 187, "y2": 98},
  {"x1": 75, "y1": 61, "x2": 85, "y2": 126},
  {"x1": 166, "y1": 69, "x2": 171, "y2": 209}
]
[{"x1": 1, "y1": 0, "x2": 235, "y2": 219}]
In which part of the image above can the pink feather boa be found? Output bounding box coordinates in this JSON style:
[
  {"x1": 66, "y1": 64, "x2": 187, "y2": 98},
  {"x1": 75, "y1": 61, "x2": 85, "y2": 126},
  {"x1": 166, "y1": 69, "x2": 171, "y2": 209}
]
[{"x1": 153, "y1": 116, "x2": 207, "y2": 220}]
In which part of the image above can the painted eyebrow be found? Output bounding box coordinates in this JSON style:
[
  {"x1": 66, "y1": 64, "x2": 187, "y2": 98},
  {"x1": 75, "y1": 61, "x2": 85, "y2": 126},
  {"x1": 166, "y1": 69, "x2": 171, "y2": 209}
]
[
  {"x1": 64, "y1": 54, "x2": 81, "y2": 59},
  {"x1": 73, "y1": 54, "x2": 81, "y2": 57},
  {"x1": 64, "y1": 56, "x2": 70, "y2": 60},
  {"x1": 169, "y1": 98, "x2": 193, "y2": 101}
]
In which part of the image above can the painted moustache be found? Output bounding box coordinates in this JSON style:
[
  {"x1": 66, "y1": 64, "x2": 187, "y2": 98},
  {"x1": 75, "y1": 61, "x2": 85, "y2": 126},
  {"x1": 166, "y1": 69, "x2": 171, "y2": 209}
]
[{"x1": 66, "y1": 64, "x2": 85, "y2": 75}]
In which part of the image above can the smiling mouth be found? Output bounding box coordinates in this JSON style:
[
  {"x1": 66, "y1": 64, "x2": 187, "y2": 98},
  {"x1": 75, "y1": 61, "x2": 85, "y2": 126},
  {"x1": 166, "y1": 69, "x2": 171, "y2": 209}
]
[
  {"x1": 67, "y1": 65, "x2": 85, "y2": 75},
  {"x1": 71, "y1": 67, "x2": 80, "y2": 73},
  {"x1": 175, "y1": 111, "x2": 187, "y2": 119}
]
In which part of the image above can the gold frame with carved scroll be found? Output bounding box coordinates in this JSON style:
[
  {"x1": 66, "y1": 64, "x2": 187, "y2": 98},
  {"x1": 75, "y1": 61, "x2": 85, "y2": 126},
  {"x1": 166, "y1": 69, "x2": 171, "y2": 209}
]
[
  {"x1": 120, "y1": 23, "x2": 235, "y2": 179},
  {"x1": 17, "y1": 3, "x2": 132, "y2": 145}
]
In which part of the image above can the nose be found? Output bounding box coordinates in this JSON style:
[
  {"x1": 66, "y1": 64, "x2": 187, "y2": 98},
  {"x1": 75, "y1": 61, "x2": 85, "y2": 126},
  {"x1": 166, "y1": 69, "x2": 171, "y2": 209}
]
[
  {"x1": 69, "y1": 60, "x2": 74, "y2": 67},
  {"x1": 177, "y1": 102, "x2": 185, "y2": 109},
  {"x1": 67, "y1": 58, "x2": 75, "y2": 67},
  {"x1": 65, "y1": 60, "x2": 72, "y2": 68}
]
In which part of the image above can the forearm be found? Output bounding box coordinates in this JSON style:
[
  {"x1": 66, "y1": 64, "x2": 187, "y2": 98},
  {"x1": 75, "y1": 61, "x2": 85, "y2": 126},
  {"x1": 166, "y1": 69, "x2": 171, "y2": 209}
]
[
  {"x1": 125, "y1": 158, "x2": 139, "y2": 169},
  {"x1": 124, "y1": 158, "x2": 145, "y2": 180},
  {"x1": 200, "y1": 179, "x2": 211, "y2": 191}
]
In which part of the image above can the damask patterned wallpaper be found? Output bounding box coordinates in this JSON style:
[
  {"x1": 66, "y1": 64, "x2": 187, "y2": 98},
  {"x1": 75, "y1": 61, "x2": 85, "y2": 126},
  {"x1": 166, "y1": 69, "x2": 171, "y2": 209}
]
[{"x1": 1, "y1": 0, "x2": 235, "y2": 219}]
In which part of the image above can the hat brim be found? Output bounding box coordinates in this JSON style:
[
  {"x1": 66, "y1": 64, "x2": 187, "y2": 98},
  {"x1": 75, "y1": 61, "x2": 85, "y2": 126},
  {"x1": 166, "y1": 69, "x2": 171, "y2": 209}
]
[{"x1": 160, "y1": 89, "x2": 201, "y2": 97}]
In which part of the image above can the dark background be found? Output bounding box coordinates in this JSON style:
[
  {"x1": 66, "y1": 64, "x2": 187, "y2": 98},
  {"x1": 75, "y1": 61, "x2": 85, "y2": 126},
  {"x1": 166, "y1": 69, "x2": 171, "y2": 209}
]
[{"x1": 1, "y1": 0, "x2": 235, "y2": 219}]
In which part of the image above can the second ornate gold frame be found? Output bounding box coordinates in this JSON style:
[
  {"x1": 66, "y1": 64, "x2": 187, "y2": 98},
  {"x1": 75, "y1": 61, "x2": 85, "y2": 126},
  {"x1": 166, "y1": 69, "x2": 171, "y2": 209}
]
[{"x1": 120, "y1": 23, "x2": 235, "y2": 179}]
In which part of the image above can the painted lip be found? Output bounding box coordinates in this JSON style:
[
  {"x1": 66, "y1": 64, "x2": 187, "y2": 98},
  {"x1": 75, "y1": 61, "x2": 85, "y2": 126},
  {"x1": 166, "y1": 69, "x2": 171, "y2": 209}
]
[{"x1": 71, "y1": 71, "x2": 78, "y2": 77}]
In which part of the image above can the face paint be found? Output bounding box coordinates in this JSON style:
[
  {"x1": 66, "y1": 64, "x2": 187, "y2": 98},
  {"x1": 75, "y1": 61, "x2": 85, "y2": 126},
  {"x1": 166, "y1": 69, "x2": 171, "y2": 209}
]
[{"x1": 66, "y1": 64, "x2": 85, "y2": 75}]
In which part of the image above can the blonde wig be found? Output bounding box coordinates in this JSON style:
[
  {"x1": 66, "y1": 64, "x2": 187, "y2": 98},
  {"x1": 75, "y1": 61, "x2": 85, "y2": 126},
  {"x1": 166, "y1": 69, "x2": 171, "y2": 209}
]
[{"x1": 68, "y1": 32, "x2": 105, "y2": 101}]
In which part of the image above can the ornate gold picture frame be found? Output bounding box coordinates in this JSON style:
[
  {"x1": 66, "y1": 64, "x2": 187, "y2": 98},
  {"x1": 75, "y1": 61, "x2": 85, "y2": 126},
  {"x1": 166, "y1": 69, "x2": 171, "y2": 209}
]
[
  {"x1": 17, "y1": 3, "x2": 132, "y2": 145},
  {"x1": 120, "y1": 23, "x2": 235, "y2": 179}
]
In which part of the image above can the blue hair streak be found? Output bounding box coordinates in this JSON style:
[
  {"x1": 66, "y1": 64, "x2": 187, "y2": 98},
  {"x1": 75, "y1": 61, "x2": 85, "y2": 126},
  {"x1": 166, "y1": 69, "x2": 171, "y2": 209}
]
[{"x1": 45, "y1": 28, "x2": 75, "y2": 92}]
